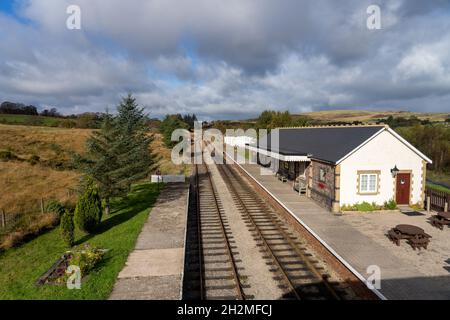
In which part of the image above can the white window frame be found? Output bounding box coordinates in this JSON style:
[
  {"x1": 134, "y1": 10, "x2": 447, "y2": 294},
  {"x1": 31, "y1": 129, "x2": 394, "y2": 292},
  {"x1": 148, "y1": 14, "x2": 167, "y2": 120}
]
[{"x1": 359, "y1": 173, "x2": 378, "y2": 194}]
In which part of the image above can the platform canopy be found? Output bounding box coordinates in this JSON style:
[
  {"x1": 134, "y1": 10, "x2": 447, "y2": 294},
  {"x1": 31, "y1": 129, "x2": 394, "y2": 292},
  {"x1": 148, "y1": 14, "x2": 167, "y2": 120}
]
[{"x1": 247, "y1": 145, "x2": 310, "y2": 162}]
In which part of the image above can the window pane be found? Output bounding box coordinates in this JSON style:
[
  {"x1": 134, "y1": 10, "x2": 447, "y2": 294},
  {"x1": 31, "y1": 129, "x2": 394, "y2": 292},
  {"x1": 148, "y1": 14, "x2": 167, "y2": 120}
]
[
  {"x1": 320, "y1": 169, "x2": 325, "y2": 182},
  {"x1": 361, "y1": 175, "x2": 368, "y2": 192},
  {"x1": 369, "y1": 175, "x2": 377, "y2": 191}
]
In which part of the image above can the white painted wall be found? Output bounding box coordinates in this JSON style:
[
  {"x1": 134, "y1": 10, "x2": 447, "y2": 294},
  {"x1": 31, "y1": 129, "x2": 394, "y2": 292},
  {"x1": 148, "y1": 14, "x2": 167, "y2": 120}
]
[{"x1": 340, "y1": 130, "x2": 425, "y2": 206}]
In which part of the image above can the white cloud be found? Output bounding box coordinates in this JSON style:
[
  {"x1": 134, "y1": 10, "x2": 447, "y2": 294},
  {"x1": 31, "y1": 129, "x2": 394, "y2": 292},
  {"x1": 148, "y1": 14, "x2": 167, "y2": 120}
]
[{"x1": 0, "y1": 0, "x2": 449, "y2": 119}]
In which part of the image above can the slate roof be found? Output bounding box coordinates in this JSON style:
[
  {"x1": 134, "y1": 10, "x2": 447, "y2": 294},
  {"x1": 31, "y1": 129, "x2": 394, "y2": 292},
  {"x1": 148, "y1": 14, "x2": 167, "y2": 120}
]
[{"x1": 257, "y1": 126, "x2": 386, "y2": 164}]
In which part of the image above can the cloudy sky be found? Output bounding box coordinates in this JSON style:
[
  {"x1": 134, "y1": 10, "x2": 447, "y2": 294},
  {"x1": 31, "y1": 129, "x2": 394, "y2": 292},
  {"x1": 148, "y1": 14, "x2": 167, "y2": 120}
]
[{"x1": 0, "y1": 0, "x2": 449, "y2": 120}]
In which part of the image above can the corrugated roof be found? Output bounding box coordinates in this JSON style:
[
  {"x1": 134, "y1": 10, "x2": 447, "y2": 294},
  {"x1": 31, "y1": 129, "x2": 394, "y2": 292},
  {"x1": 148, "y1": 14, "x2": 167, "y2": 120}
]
[{"x1": 257, "y1": 126, "x2": 385, "y2": 163}]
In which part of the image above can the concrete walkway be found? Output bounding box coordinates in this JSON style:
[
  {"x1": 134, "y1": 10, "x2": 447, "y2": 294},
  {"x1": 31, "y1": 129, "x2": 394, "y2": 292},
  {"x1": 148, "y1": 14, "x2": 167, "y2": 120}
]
[
  {"x1": 240, "y1": 163, "x2": 450, "y2": 300},
  {"x1": 109, "y1": 183, "x2": 188, "y2": 300}
]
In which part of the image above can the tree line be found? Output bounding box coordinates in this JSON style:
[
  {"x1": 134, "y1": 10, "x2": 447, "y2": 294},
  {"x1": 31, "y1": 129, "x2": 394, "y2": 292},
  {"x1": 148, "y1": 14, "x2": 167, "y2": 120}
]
[
  {"x1": 0, "y1": 102, "x2": 39, "y2": 115},
  {"x1": 159, "y1": 113, "x2": 197, "y2": 147},
  {"x1": 396, "y1": 124, "x2": 450, "y2": 173}
]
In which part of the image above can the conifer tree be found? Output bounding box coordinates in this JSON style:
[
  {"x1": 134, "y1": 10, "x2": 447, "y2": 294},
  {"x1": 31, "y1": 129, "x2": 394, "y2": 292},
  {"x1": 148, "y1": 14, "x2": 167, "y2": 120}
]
[
  {"x1": 111, "y1": 94, "x2": 155, "y2": 192},
  {"x1": 74, "y1": 94, "x2": 156, "y2": 215},
  {"x1": 60, "y1": 210, "x2": 75, "y2": 247},
  {"x1": 76, "y1": 112, "x2": 120, "y2": 215},
  {"x1": 74, "y1": 179, "x2": 103, "y2": 233}
]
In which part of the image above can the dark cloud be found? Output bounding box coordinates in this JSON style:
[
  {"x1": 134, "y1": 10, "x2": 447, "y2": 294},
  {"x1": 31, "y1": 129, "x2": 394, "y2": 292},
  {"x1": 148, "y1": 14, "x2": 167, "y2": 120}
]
[{"x1": 0, "y1": 0, "x2": 448, "y2": 119}]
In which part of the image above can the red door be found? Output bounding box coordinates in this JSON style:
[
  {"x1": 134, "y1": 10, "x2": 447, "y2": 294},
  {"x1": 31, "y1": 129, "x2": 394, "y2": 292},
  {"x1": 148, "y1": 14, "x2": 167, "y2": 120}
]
[{"x1": 396, "y1": 173, "x2": 411, "y2": 205}]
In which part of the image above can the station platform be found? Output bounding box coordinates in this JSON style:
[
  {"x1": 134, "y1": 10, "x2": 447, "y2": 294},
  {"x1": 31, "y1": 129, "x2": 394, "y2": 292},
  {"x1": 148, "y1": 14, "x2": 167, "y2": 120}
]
[
  {"x1": 109, "y1": 182, "x2": 189, "y2": 300},
  {"x1": 238, "y1": 162, "x2": 450, "y2": 300}
]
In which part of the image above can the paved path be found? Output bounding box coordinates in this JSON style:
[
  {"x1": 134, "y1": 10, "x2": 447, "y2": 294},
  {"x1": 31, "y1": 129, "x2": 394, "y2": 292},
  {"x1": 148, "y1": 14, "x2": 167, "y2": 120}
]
[
  {"x1": 109, "y1": 183, "x2": 188, "y2": 300},
  {"x1": 240, "y1": 163, "x2": 450, "y2": 300}
]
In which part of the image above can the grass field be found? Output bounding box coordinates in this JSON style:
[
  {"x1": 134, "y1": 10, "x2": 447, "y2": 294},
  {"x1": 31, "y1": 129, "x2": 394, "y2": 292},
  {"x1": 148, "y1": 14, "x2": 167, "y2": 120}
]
[
  {"x1": 427, "y1": 182, "x2": 450, "y2": 193},
  {"x1": 0, "y1": 161, "x2": 79, "y2": 215},
  {"x1": 0, "y1": 124, "x2": 188, "y2": 249},
  {"x1": 299, "y1": 110, "x2": 449, "y2": 123},
  {"x1": 0, "y1": 114, "x2": 66, "y2": 127},
  {"x1": 151, "y1": 132, "x2": 192, "y2": 176},
  {"x1": 0, "y1": 124, "x2": 90, "y2": 160},
  {"x1": 0, "y1": 183, "x2": 160, "y2": 300}
]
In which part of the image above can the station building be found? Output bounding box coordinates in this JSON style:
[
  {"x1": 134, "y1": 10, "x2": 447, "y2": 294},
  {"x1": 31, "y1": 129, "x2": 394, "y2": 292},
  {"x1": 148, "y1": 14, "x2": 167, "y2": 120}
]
[{"x1": 247, "y1": 125, "x2": 432, "y2": 213}]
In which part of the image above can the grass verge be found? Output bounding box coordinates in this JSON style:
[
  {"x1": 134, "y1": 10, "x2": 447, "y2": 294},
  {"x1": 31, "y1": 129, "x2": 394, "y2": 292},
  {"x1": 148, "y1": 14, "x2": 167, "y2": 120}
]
[
  {"x1": 427, "y1": 182, "x2": 450, "y2": 194},
  {"x1": 0, "y1": 182, "x2": 160, "y2": 300}
]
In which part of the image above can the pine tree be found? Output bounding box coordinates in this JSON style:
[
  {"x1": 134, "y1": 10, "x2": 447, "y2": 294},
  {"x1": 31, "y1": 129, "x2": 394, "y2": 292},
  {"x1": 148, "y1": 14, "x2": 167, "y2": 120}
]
[
  {"x1": 110, "y1": 94, "x2": 156, "y2": 192},
  {"x1": 74, "y1": 94, "x2": 156, "y2": 215},
  {"x1": 74, "y1": 112, "x2": 121, "y2": 215}
]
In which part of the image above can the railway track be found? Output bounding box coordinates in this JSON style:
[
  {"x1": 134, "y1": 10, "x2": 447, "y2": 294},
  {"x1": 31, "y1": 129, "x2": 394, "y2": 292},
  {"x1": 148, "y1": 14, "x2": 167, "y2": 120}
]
[
  {"x1": 183, "y1": 162, "x2": 247, "y2": 300},
  {"x1": 217, "y1": 162, "x2": 347, "y2": 300}
]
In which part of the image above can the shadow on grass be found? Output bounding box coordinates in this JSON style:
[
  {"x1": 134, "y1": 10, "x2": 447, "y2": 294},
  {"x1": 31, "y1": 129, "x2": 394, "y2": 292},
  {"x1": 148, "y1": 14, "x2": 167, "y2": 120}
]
[{"x1": 74, "y1": 183, "x2": 160, "y2": 246}]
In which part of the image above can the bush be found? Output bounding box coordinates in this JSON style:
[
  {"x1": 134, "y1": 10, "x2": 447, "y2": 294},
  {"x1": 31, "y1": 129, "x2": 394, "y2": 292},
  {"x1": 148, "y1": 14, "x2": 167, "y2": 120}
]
[
  {"x1": 0, "y1": 151, "x2": 18, "y2": 161},
  {"x1": 341, "y1": 202, "x2": 381, "y2": 212},
  {"x1": 46, "y1": 200, "x2": 65, "y2": 216},
  {"x1": 60, "y1": 210, "x2": 75, "y2": 247},
  {"x1": 355, "y1": 202, "x2": 376, "y2": 212},
  {"x1": 70, "y1": 244, "x2": 105, "y2": 275},
  {"x1": 74, "y1": 180, "x2": 103, "y2": 233},
  {"x1": 383, "y1": 199, "x2": 397, "y2": 210},
  {"x1": 28, "y1": 154, "x2": 40, "y2": 165}
]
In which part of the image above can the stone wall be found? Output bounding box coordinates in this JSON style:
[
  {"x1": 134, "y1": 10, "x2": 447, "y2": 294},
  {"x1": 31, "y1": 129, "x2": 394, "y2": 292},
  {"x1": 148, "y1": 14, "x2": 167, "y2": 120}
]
[{"x1": 307, "y1": 160, "x2": 336, "y2": 210}]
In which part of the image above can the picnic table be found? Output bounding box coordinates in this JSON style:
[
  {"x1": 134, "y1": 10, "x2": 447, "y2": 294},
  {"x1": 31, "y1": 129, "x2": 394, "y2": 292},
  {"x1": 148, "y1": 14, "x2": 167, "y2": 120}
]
[
  {"x1": 430, "y1": 211, "x2": 450, "y2": 230},
  {"x1": 396, "y1": 224, "x2": 424, "y2": 236},
  {"x1": 387, "y1": 224, "x2": 431, "y2": 250}
]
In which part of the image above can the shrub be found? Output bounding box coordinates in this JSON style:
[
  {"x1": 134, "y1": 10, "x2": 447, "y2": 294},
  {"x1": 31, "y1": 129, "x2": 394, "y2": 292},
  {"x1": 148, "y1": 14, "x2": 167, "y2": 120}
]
[
  {"x1": 410, "y1": 202, "x2": 423, "y2": 211},
  {"x1": 383, "y1": 199, "x2": 397, "y2": 210},
  {"x1": 70, "y1": 244, "x2": 105, "y2": 275},
  {"x1": 342, "y1": 202, "x2": 381, "y2": 212},
  {"x1": 355, "y1": 201, "x2": 376, "y2": 212},
  {"x1": 0, "y1": 151, "x2": 17, "y2": 161},
  {"x1": 46, "y1": 199, "x2": 65, "y2": 216},
  {"x1": 60, "y1": 210, "x2": 75, "y2": 247},
  {"x1": 340, "y1": 204, "x2": 355, "y2": 211},
  {"x1": 74, "y1": 180, "x2": 103, "y2": 233},
  {"x1": 28, "y1": 154, "x2": 40, "y2": 165}
]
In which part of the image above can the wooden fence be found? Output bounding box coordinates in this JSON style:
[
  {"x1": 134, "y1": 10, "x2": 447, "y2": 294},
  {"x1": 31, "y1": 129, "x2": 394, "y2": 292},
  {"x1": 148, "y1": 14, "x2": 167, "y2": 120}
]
[
  {"x1": 425, "y1": 188, "x2": 450, "y2": 212},
  {"x1": 1, "y1": 198, "x2": 49, "y2": 231}
]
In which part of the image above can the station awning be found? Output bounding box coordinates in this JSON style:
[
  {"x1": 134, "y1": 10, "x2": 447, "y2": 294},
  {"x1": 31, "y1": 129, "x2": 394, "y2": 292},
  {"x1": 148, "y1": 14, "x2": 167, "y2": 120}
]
[{"x1": 247, "y1": 146, "x2": 310, "y2": 162}]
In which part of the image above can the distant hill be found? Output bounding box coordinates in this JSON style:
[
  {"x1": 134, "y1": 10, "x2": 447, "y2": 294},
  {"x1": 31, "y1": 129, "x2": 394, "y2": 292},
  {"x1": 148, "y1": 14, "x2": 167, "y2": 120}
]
[{"x1": 297, "y1": 110, "x2": 449, "y2": 123}]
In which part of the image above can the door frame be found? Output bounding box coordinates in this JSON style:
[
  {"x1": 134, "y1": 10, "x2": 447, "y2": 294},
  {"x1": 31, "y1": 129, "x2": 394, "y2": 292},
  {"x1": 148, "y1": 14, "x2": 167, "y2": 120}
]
[{"x1": 395, "y1": 170, "x2": 412, "y2": 205}]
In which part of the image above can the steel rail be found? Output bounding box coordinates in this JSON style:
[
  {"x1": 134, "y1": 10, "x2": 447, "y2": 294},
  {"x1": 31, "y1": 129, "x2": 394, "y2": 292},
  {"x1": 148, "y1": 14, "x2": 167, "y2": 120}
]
[
  {"x1": 194, "y1": 164, "x2": 205, "y2": 299},
  {"x1": 217, "y1": 163, "x2": 302, "y2": 300},
  {"x1": 219, "y1": 163, "x2": 341, "y2": 300},
  {"x1": 196, "y1": 158, "x2": 245, "y2": 300}
]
